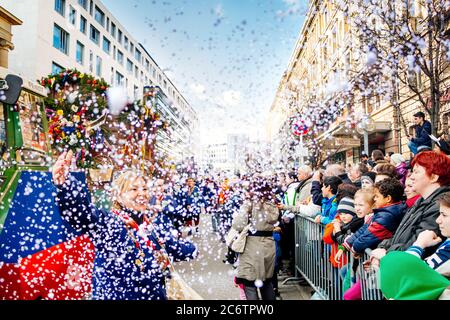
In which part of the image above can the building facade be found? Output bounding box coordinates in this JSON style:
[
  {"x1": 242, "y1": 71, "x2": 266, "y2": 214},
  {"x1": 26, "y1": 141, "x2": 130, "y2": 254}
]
[
  {"x1": 269, "y1": 0, "x2": 450, "y2": 167},
  {"x1": 0, "y1": 7, "x2": 22, "y2": 69},
  {"x1": 2, "y1": 0, "x2": 199, "y2": 161},
  {"x1": 200, "y1": 134, "x2": 250, "y2": 173}
]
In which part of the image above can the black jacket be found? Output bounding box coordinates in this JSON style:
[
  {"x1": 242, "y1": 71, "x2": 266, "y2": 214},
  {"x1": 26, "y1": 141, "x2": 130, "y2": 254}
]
[
  {"x1": 331, "y1": 217, "x2": 365, "y2": 245},
  {"x1": 311, "y1": 180, "x2": 323, "y2": 206},
  {"x1": 378, "y1": 186, "x2": 450, "y2": 256},
  {"x1": 412, "y1": 120, "x2": 432, "y2": 148},
  {"x1": 338, "y1": 173, "x2": 352, "y2": 185}
]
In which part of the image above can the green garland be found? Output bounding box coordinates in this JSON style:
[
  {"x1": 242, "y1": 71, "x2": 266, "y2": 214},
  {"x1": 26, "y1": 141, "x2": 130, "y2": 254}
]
[{"x1": 39, "y1": 69, "x2": 109, "y2": 168}]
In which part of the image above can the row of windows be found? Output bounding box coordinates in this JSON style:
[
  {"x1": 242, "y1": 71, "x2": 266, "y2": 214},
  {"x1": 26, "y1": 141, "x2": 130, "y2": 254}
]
[
  {"x1": 53, "y1": 0, "x2": 188, "y2": 109},
  {"x1": 56, "y1": 0, "x2": 144, "y2": 66}
]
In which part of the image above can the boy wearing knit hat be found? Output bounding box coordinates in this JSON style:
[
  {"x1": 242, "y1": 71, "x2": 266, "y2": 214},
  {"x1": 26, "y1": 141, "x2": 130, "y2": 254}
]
[
  {"x1": 322, "y1": 197, "x2": 365, "y2": 269},
  {"x1": 332, "y1": 197, "x2": 365, "y2": 248}
]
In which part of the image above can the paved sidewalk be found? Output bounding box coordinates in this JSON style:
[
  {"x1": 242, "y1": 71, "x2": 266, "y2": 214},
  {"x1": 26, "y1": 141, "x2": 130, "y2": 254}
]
[{"x1": 175, "y1": 214, "x2": 311, "y2": 300}]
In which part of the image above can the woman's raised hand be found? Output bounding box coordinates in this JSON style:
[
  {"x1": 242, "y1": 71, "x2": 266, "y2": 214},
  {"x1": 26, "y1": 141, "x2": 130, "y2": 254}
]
[{"x1": 52, "y1": 150, "x2": 73, "y2": 185}]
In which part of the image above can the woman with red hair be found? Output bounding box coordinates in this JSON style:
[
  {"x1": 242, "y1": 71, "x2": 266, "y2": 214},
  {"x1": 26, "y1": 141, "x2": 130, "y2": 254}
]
[{"x1": 371, "y1": 151, "x2": 450, "y2": 263}]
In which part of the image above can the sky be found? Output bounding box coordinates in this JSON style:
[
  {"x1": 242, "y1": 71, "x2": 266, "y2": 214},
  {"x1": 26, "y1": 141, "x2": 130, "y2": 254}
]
[{"x1": 101, "y1": 0, "x2": 309, "y2": 145}]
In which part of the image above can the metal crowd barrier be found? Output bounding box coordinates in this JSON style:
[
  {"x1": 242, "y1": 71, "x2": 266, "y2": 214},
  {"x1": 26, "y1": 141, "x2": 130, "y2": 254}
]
[
  {"x1": 358, "y1": 249, "x2": 384, "y2": 300},
  {"x1": 294, "y1": 215, "x2": 384, "y2": 300}
]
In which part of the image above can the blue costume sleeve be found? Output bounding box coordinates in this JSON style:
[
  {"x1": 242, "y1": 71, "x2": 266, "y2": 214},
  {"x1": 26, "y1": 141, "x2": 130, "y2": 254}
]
[{"x1": 55, "y1": 173, "x2": 101, "y2": 235}]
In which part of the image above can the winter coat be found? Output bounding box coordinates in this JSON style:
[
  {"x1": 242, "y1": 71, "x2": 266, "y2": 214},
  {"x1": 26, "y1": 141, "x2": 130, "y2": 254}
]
[
  {"x1": 323, "y1": 221, "x2": 348, "y2": 268},
  {"x1": 344, "y1": 202, "x2": 406, "y2": 254},
  {"x1": 412, "y1": 120, "x2": 432, "y2": 148},
  {"x1": 331, "y1": 217, "x2": 365, "y2": 245},
  {"x1": 55, "y1": 174, "x2": 197, "y2": 300},
  {"x1": 233, "y1": 200, "x2": 279, "y2": 284},
  {"x1": 378, "y1": 186, "x2": 450, "y2": 255},
  {"x1": 319, "y1": 195, "x2": 338, "y2": 225},
  {"x1": 395, "y1": 162, "x2": 408, "y2": 186},
  {"x1": 282, "y1": 178, "x2": 313, "y2": 215}
]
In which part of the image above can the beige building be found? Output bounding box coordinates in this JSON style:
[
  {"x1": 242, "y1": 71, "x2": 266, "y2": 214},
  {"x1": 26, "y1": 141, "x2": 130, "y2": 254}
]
[
  {"x1": 269, "y1": 0, "x2": 450, "y2": 166},
  {"x1": 0, "y1": 6, "x2": 22, "y2": 69},
  {"x1": 2, "y1": 0, "x2": 199, "y2": 161}
]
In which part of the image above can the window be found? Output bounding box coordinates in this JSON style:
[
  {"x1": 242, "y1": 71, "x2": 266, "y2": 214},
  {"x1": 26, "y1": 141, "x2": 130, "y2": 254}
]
[
  {"x1": 94, "y1": 6, "x2": 105, "y2": 27},
  {"x1": 106, "y1": 17, "x2": 110, "y2": 32},
  {"x1": 124, "y1": 37, "x2": 129, "y2": 50},
  {"x1": 111, "y1": 67, "x2": 114, "y2": 84},
  {"x1": 53, "y1": 24, "x2": 70, "y2": 55},
  {"x1": 111, "y1": 23, "x2": 116, "y2": 37},
  {"x1": 118, "y1": 29, "x2": 123, "y2": 44},
  {"x1": 52, "y1": 62, "x2": 64, "y2": 75},
  {"x1": 90, "y1": 25, "x2": 100, "y2": 45},
  {"x1": 117, "y1": 50, "x2": 124, "y2": 65},
  {"x1": 127, "y1": 59, "x2": 133, "y2": 74},
  {"x1": 135, "y1": 66, "x2": 138, "y2": 78},
  {"x1": 76, "y1": 41, "x2": 84, "y2": 64},
  {"x1": 103, "y1": 37, "x2": 111, "y2": 54},
  {"x1": 145, "y1": 59, "x2": 150, "y2": 71},
  {"x1": 78, "y1": 0, "x2": 87, "y2": 10},
  {"x1": 89, "y1": 0, "x2": 93, "y2": 16},
  {"x1": 69, "y1": 6, "x2": 76, "y2": 25},
  {"x1": 115, "y1": 71, "x2": 124, "y2": 86},
  {"x1": 135, "y1": 49, "x2": 141, "y2": 63},
  {"x1": 80, "y1": 15, "x2": 87, "y2": 34},
  {"x1": 54, "y1": 0, "x2": 65, "y2": 17},
  {"x1": 96, "y1": 56, "x2": 102, "y2": 77},
  {"x1": 89, "y1": 50, "x2": 93, "y2": 72},
  {"x1": 130, "y1": 43, "x2": 134, "y2": 54}
]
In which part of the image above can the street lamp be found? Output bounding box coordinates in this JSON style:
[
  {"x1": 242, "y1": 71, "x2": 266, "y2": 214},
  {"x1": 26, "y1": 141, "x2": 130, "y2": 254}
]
[{"x1": 356, "y1": 115, "x2": 375, "y2": 155}]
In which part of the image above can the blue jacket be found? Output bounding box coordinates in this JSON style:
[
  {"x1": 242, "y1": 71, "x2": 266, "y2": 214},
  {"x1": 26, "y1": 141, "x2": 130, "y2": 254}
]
[
  {"x1": 412, "y1": 120, "x2": 432, "y2": 148},
  {"x1": 55, "y1": 174, "x2": 197, "y2": 300},
  {"x1": 319, "y1": 195, "x2": 338, "y2": 225},
  {"x1": 345, "y1": 202, "x2": 406, "y2": 254}
]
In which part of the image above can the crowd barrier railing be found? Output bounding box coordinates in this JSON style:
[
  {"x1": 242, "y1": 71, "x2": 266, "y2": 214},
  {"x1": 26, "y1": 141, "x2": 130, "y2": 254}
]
[
  {"x1": 294, "y1": 215, "x2": 384, "y2": 300},
  {"x1": 358, "y1": 249, "x2": 384, "y2": 300}
]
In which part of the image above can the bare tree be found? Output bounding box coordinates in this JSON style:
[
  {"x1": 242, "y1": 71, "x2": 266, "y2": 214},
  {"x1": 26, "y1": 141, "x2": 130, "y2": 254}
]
[{"x1": 344, "y1": 0, "x2": 450, "y2": 137}]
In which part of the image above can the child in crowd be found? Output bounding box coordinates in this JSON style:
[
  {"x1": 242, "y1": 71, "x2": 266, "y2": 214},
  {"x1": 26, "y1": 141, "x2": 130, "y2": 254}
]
[
  {"x1": 361, "y1": 172, "x2": 376, "y2": 190},
  {"x1": 343, "y1": 178, "x2": 406, "y2": 255},
  {"x1": 342, "y1": 180, "x2": 406, "y2": 301},
  {"x1": 334, "y1": 190, "x2": 375, "y2": 263},
  {"x1": 380, "y1": 192, "x2": 450, "y2": 300},
  {"x1": 314, "y1": 176, "x2": 342, "y2": 225},
  {"x1": 323, "y1": 197, "x2": 364, "y2": 270}
]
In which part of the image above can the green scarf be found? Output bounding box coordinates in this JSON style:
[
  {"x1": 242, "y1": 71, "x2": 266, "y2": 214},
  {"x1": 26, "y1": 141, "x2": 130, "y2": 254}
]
[{"x1": 380, "y1": 251, "x2": 450, "y2": 300}]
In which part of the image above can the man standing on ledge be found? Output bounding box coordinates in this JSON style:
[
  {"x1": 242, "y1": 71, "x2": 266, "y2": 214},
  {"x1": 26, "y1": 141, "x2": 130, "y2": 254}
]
[{"x1": 408, "y1": 111, "x2": 432, "y2": 156}]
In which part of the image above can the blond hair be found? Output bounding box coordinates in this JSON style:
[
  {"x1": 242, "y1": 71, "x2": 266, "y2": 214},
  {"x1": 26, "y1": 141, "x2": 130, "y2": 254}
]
[
  {"x1": 354, "y1": 188, "x2": 375, "y2": 206},
  {"x1": 111, "y1": 171, "x2": 151, "y2": 210}
]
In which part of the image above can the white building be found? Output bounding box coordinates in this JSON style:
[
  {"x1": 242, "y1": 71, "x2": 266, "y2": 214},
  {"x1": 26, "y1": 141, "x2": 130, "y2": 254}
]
[
  {"x1": 201, "y1": 134, "x2": 252, "y2": 174},
  {"x1": 3, "y1": 0, "x2": 198, "y2": 160}
]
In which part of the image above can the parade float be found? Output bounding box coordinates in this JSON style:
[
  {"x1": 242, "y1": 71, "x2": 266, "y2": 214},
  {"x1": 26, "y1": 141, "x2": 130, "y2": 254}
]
[{"x1": 0, "y1": 68, "x2": 170, "y2": 299}]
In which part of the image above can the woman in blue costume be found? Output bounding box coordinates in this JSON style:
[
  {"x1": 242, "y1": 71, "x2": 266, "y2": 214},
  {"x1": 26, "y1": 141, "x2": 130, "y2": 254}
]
[{"x1": 52, "y1": 151, "x2": 197, "y2": 300}]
